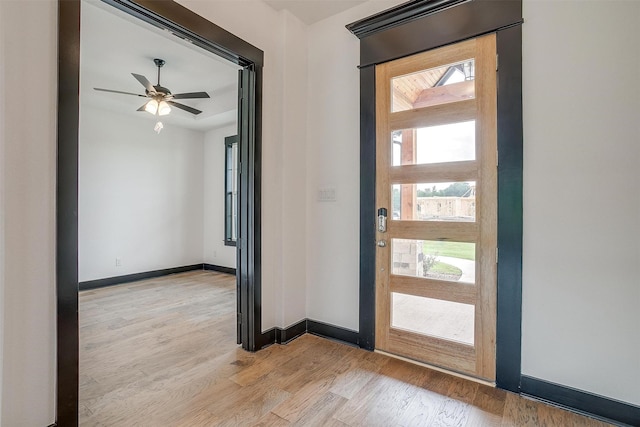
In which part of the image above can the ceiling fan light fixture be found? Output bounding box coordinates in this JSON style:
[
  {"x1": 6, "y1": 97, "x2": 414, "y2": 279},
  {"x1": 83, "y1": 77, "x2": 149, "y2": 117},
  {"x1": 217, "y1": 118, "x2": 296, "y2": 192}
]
[
  {"x1": 145, "y1": 99, "x2": 159, "y2": 115},
  {"x1": 158, "y1": 101, "x2": 171, "y2": 116},
  {"x1": 95, "y1": 59, "x2": 208, "y2": 117}
]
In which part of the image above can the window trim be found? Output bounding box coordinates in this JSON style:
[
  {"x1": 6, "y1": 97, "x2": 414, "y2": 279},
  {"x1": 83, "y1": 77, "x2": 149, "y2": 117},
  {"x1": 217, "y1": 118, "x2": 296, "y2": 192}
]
[{"x1": 224, "y1": 135, "x2": 238, "y2": 247}]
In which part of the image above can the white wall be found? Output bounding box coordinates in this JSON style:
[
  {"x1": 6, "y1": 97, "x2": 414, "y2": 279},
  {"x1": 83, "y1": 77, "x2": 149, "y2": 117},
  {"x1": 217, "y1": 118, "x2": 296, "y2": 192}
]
[
  {"x1": 279, "y1": 11, "x2": 308, "y2": 328},
  {"x1": 203, "y1": 124, "x2": 237, "y2": 269},
  {"x1": 2, "y1": 0, "x2": 639, "y2": 423},
  {"x1": 305, "y1": 0, "x2": 409, "y2": 331},
  {"x1": 175, "y1": 0, "x2": 314, "y2": 330},
  {"x1": 79, "y1": 106, "x2": 205, "y2": 281},
  {"x1": 305, "y1": 0, "x2": 640, "y2": 408},
  {"x1": 521, "y1": 0, "x2": 640, "y2": 406},
  {"x1": 0, "y1": 0, "x2": 57, "y2": 425},
  {"x1": 305, "y1": 9, "x2": 360, "y2": 331}
]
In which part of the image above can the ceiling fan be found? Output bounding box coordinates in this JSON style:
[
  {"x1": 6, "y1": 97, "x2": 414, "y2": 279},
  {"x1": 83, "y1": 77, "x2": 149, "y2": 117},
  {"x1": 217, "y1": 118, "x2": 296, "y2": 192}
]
[{"x1": 94, "y1": 58, "x2": 210, "y2": 116}]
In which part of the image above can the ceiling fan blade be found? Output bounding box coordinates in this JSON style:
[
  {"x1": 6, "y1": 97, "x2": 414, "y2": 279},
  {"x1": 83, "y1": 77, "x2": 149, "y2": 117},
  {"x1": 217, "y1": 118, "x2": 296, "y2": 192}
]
[
  {"x1": 94, "y1": 88, "x2": 147, "y2": 97},
  {"x1": 172, "y1": 91, "x2": 210, "y2": 100},
  {"x1": 136, "y1": 102, "x2": 149, "y2": 112},
  {"x1": 167, "y1": 101, "x2": 202, "y2": 115},
  {"x1": 131, "y1": 73, "x2": 155, "y2": 93}
]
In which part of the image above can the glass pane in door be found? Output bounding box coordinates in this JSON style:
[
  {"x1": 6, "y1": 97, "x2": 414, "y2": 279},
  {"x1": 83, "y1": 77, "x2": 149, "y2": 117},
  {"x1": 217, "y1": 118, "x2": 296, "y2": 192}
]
[
  {"x1": 376, "y1": 34, "x2": 497, "y2": 380},
  {"x1": 391, "y1": 121, "x2": 476, "y2": 166},
  {"x1": 391, "y1": 59, "x2": 475, "y2": 112},
  {"x1": 391, "y1": 293, "x2": 474, "y2": 345},
  {"x1": 391, "y1": 239, "x2": 475, "y2": 284},
  {"x1": 391, "y1": 181, "x2": 476, "y2": 222}
]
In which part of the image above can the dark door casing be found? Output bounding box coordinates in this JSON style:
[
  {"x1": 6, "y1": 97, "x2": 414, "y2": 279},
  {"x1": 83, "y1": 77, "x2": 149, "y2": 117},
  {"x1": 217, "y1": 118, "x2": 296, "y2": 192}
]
[
  {"x1": 56, "y1": 1, "x2": 264, "y2": 425},
  {"x1": 347, "y1": 0, "x2": 524, "y2": 392}
]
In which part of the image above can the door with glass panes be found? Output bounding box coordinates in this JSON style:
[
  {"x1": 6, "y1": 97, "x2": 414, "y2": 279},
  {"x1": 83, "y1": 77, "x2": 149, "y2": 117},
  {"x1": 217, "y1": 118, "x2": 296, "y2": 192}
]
[{"x1": 375, "y1": 34, "x2": 497, "y2": 380}]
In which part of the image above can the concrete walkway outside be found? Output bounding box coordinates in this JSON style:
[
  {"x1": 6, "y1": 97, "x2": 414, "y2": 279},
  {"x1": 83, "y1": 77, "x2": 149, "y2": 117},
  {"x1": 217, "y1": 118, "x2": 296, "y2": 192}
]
[{"x1": 438, "y1": 256, "x2": 475, "y2": 283}]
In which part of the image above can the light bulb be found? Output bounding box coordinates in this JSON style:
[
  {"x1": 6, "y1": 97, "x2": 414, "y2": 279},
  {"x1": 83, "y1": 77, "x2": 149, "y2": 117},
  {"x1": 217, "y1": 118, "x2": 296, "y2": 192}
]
[
  {"x1": 145, "y1": 99, "x2": 159, "y2": 115},
  {"x1": 158, "y1": 101, "x2": 171, "y2": 116}
]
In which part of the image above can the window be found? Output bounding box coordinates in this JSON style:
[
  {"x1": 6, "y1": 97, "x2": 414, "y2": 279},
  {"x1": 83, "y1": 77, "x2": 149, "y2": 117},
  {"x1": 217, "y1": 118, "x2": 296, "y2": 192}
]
[{"x1": 224, "y1": 135, "x2": 238, "y2": 246}]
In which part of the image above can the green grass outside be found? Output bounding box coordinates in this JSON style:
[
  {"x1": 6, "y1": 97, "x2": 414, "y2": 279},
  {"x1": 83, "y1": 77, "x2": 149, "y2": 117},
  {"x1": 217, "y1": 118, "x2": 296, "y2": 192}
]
[
  {"x1": 430, "y1": 262, "x2": 462, "y2": 276},
  {"x1": 423, "y1": 240, "x2": 475, "y2": 260}
]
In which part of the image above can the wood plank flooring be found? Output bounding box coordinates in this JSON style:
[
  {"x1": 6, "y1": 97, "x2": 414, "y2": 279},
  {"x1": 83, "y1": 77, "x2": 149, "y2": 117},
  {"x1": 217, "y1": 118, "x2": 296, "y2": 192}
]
[{"x1": 79, "y1": 271, "x2": 612, "y2": 426}]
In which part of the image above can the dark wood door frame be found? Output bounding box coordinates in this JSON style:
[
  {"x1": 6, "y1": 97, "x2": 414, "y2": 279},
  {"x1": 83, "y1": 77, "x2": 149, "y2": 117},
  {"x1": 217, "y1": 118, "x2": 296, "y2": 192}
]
[
  {"x1": 57, "y1": 1, "x2": 263, "y2": 425},
  {"x1": 347, "y1": 0, "x2": 524, "y2": 392}
]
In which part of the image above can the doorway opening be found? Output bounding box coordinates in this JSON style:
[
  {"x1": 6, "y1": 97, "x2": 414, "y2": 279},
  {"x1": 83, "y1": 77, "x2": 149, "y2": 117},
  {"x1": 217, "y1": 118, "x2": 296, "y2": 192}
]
[
  {"x1": 76, "y1": 1, "x2": 242, "y2": 422},
  {"x1": 57, "y1": 0, "x2": 263, "y2": 425},
  {"x1": 347, "y1": 0, "x2": 523, "y2": 392}
]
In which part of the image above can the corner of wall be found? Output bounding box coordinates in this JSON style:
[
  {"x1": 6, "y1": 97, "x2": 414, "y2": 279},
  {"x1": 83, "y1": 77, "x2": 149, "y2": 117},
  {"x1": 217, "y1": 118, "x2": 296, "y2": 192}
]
[
  {"x1": 303, "y1": 3, "x2": 368, "y2": 331},
  {"x1": 202, "y1": 124, "x2": 238, "y2": 269},
  {"x1": 279, "y1": 8, "x2": 309, "y2": 328}
]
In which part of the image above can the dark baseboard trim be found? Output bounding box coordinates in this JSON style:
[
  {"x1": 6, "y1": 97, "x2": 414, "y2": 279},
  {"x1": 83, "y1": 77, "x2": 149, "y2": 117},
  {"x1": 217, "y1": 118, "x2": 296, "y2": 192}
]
[
  {"x1": 79, "y1": 264, "x2": 203, "y2": 290},
  {"x1": 307, "y1": 319, "x2": 359, "y2": 347},
  {"x1": 275, "y1": 319, "x2": 308, "y2": 344},
  {"x1": 258, "y1": 328, "x2": 277, "y2": 350},
  {"x1": 79, "y1": 263, "x2": 237, "y2": 290},
  {"x1": 259, "y1": 318, "x2": 360, "y2": 349},
  {"x1": 259, "y1": 320, "x2": 307, "y2": 348},
  {"x1": 203, "y1": 263, "x2": 237, "y2": 275},
  {"x1": 520, "y1": 375, "x2": 640, "y2": 427}
]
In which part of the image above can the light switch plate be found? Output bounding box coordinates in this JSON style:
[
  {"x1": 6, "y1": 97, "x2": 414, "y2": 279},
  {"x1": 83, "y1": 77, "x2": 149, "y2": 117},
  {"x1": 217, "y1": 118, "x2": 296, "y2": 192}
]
[{"x1": 317, "y1": 187, "x2": 336, "y2": 202}]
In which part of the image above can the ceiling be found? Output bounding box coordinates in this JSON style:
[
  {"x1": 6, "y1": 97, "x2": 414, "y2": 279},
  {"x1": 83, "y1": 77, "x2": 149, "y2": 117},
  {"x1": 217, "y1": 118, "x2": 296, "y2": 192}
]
[
  {"x1": 264, "y1": 0, "x2": 367, "y2": 25},
  {"x1": 80, "y1": 0, "x2": 241, "y2": 133},
  {"x1": 80, "y1": 0, "x2": 371, "y2": 132}
]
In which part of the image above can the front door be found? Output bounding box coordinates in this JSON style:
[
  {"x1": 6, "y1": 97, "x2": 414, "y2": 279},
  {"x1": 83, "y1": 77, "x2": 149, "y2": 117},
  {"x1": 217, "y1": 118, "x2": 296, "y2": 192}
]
[{"x1": 375, "y1": 35, "x2": 498, "y2": 381}]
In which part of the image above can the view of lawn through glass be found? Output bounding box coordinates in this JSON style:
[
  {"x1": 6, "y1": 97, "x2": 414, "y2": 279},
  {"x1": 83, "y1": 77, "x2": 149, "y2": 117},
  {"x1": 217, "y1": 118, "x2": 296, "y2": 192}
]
[{"x1": 392, "y1": 239, "x2": 475, "y2": 284}]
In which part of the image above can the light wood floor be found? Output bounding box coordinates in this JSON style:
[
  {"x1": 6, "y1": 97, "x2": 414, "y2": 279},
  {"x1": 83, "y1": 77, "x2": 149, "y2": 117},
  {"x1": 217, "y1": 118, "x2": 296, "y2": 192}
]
[{"x1": 79, "y1": 270, "x2": 611, "y2": 426}]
